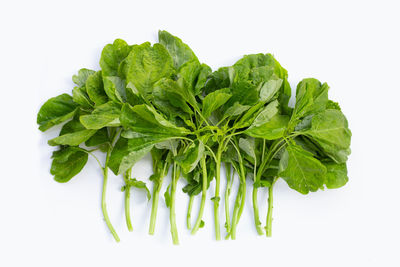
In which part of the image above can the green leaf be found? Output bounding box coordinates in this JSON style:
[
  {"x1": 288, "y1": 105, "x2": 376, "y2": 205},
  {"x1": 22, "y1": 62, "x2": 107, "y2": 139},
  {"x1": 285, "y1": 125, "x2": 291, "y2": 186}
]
[
  {"x1": 80, "y1": 102, "x2": 121, "y2": 129},
  {"x1": 278, "y1": 143, "x2": 327, "y2": 194},
  {"x1": 164, "y1": 185, "x2": 171, "y2": 207},
  {"x1": 247, "y1": 100, "x2": 280, "y2": 128},
  {"x1": 233, "y1": 53, "x2": 291, "y2": 113},
  {"x1": 175, "y1": 140, "x2": 204, "y2": 174},
  {"x1": 259, "y1": 76, "x2": 283, "y2": 102},
  {"x1": 109, "y1": 137, "x2": 153, "y2": 175},
  {"x1": 225, "y1": 80, "x2": 259, "y2": 108},
  {"x1": 150, "y1": 148, "x2": 171, "y2": 183},
  {"x1": 100, "y1": 39, "x2": 131, "y2": 77},
  {"x1": 48, "y1": 119, "x2": 97, "y2": 146},
  {"x1": 194, "y1": 64, "x2": 212, "y2": 95},
  {"x1": 72, "y1": 86, "x2": 93, "y2": 109},
  {"x1": 50, "y1": 147, "x2": 88, "y2": 183},
  {"x1": 245, "y1": 115, "x2": 289, "y2": 140},
  {"x1": 126, "y1": 179, "x2": 151, "y2": 200},
  {"x1": 120, "y1": 103, "x2": 190, "y2": 137},
  {"x1": 204, "y1": 66, "x2": 235, "y2": 94},
  {"x1": 85, "y1": 128, "x2": 109, "y2": 147},
  {"x1": 86, "y1": 71, "x2": 108, "y2": 105},
  {"x1": 302, "y1": 109, "x2": 351, "y2": 163},
  {"x1": 291, "y1": 78, "x2": 329, "y2": 124},
  {"x1": 177, "y1": 59, "x2": 201, "y2": 92},
  {"x1": 324, "y1": 162, "x2": 348, "y2": 189},
  {"x1": 202, "y1": 88, "x2": 232, "y2": 118},
  {"x1": 103, "y1": 76, "x2": 127, "y2": 103},
  {"x1": 158, "y1": 30, "x2": 198, "y2": 69},
  {"x1": 223, "y1": 102, "x2": 251, "y2": 121},
  {"x1": 37, "y1": 94, "x2": 78, "y2": 131},
  {"x1": 72, "y1": 69, "x2": 95, "y2": 87},
  {"x1": 153, "y1": 78, "x2": 194, "y2": 117},
  {"x1": 126, "y1": 42, "x2": 174, "y2": 99},
  {"x1": 239, "y1": 137, "x2": 256, "y2": 160}
]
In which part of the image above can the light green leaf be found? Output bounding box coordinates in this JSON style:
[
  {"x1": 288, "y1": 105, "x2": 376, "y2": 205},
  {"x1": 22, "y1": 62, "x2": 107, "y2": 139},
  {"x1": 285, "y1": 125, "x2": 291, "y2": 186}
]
[
  {"x1": 126, "y1": 179, "x2": 151, "y2": 200},
  {"x1": 244, "y1": 115, "x2": 289, "y2": 140},
  {"x1": 302, "y1": 109, "x2": 351, "y2": 163},
  {"x1": 239, "y1": 137, "x2": 256, "y2": 160},
  {"x1": 103, "y1": 76, "x2": 126, "y2": 103},
  {"x1": 324, "y1": 162, "x2": 348, "y2": 189},
  {"x1": 247, "y1": 100, "x2": 279, "y2": 128},
  {"x1": 80, "y1": 102, "x2": 121, "y2": 129},
  {"x1": 100, "y1": 39, "x2": 131, "y2": 77},
  {"x1": 259, "y1": 76, "x2": 283, "y2": 102},
  {"x1": 126, "y1": 42, "x2": 174, "y2": 99},
  {"x1": 223, "y1": 102, "x2": 251, "y2": 120},
  {"x1": 72, "y1": 69, "x2": 95, "y2": 87}
]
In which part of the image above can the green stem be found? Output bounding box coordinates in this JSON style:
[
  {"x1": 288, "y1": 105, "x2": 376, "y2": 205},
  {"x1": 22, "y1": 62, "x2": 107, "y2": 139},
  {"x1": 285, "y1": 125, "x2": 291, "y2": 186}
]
[
  {"x1": 102, "y1": 149, "x2": 120, "y2": 242},
  {"x1": 230, "y1": 182, "x2": 243, "y2": 240},
  {"x1": 149, "y1": 188, "x2": 159, "y2": 235},
  {"x1": 213, "y1": 147, "x2": 222, "y2": 240},
  {"x1": 124, "y1": 185, "x2": 133, "y2": 232},
  {"x1": 170, "y1": 163, "x2": 179, "y2": 245},
  {"x1": 229, "y1": 139, "x2": 247, "y2": 240},
  {"x1": 148, "y1": 162, "x2": 167, "y2": 235},
  {"x1": 187, "y1": 195, "x2": 194, "y2": 230},
  {"x1": 191, "y1": 156, "x2": 208, "y2": 235},
  {"x1": 237, "y1": 180, "x2": 246, "y2": 225},
  {"x1": 252, "y1": 185, "x2": 264, "y2": 235},
  {"x1": 266, "y1": 177, "x2": 277, "y2": 237},
  {"x1": 224, "y1": 162, "x2": 232, "y2": 236},
  {"x1": 123, "y1": 168, "x2": 133, "y2": 232}
]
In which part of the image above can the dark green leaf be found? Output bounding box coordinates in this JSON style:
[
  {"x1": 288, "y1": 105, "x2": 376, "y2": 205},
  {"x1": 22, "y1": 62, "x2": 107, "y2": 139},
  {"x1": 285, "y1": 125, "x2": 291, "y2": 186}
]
[
  {"x1": 175, "y1": 140, "x2": 204, "y2": 174},
  {"x1": 50, "y1": 147, "x2": 88, "y2": 183},
  {"x1": 85, "y1": 128, "x2": 109, "y2": 147},
  {"x1": 48, "y1": 119, "x2": 97, "y2": 146},
  {"x1": 120, "y1": 103, "x2": 190, "y2": 137},
  {"x1": 72, "y1": 86, "x2": 93, "y2": 108},
  {"x1": 108, "y1": 137, "x2": 153, "y2": 175},
  {"x1": 37, "y1": 94, "x2": 78, "y2": 131},
  {"x1": 202, "y1": 88, "x2": 231, "y2": 118},
  {"x1": 86, "y1": 71, "x2": 108, "y2": 105},
  {"x1": 158, "y1": 30, "x2": 198, "y2": 69}
]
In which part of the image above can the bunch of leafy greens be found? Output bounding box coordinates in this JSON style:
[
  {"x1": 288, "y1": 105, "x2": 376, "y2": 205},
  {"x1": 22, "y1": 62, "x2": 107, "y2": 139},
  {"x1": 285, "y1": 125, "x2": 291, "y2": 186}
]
[{"x1": 37, "y1": 30, "x2": 351, "y2": 244}]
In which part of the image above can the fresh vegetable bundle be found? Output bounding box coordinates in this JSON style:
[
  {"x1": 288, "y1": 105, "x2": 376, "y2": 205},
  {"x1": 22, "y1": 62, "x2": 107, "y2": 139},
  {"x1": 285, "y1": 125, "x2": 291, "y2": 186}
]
[{"x1": 37, "y1": 30, "x2": 351, "y2": 244}]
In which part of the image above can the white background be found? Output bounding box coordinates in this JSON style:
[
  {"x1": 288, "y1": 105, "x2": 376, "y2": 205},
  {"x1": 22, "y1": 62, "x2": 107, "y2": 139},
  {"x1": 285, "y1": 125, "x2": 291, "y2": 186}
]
[{"x1": 1, "y1": 0, "x2": 399, "y2": 266}]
